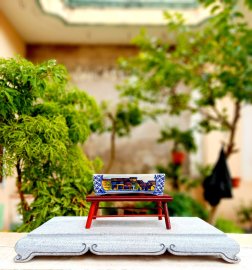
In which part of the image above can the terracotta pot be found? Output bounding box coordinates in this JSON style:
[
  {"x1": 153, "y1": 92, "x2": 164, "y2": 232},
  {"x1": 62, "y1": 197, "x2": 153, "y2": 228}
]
[
  {"x1": 172, "y1": 151, "x2": 185, "y2": 165},
  {"x1": 232, "y1": 177, "x2": 241, "y2": 188}
]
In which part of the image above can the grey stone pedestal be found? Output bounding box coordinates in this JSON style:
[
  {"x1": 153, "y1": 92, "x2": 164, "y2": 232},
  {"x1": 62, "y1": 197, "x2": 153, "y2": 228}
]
[{"x1": 14, "y1": 217, "x2": 240, "y2": 263}]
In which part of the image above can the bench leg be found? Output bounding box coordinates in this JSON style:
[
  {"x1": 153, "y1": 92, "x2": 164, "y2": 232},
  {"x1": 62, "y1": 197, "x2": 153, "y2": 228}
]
[
  {"x1": 85, "y1": 202, "x2": 97, "y2": 229},
  {"x1": 162, "y1": 202, "x2": 171, "y2": 230},
  {"x1": 93, "y1": 202, "x2": 99, "y2": 219},
  {"x1": 157, "y1": 201, "x2": 162, "y2": 220}
]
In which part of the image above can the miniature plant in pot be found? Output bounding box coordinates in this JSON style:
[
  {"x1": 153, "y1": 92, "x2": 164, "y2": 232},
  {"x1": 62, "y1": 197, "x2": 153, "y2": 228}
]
[
  {"x1": 158, "y1": 127, "x2": 197, "y2": 164},
  {"x1": 156, "y1": 127, "x2": 196, "y2": 191}
]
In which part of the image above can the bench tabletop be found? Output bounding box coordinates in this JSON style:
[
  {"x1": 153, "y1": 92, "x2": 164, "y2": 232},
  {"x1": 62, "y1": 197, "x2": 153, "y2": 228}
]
[{"x1": 86, "y1": 194, "x2": 173, "y2": 202}]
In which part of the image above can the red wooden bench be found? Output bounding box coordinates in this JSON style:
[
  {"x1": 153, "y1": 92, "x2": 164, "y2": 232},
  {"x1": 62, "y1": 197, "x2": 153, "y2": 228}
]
[{"x1": 85, "y1": 194, "x2": 173, "y2": 230}]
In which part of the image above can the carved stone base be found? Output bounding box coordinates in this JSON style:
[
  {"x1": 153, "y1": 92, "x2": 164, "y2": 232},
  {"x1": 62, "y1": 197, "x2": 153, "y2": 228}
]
[{"x1": 14, "y1": 217, "x2": 240, "y2": 263}]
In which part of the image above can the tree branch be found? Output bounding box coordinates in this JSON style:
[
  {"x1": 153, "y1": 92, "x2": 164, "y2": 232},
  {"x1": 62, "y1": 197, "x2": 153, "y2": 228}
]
[
  {"x1": 0, "y1": 145, "x2": 3, "y2": 183},
  {"x1": 211, "y1": 105, "x2": 232, "y2": 129},
  {"x1": 16, "y1": 159, "x2": 30, "y2": 220},
  {"x1": 225, "y1": 100, "x2": 241, "y2": 158},
  {"x1": 187, "y1": 104, "x2": 232, "y2": 130},
  {"x1": 104, "y1": 113, "x2": 116, "y2": 174}
]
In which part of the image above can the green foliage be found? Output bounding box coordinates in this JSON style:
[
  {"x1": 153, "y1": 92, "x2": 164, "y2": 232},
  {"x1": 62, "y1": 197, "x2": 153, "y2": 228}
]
[
  {"x1": 0, "y1": 57, "x2": 102, "y2": 231},
  {"x1": 118, "y1": 2, "x2": 252, "y2": 158},
  {"x1": 199, "y1": 0, "x2": 252, "y2": 10},
  {"x1": 101, "y1": 100, "x2": 143, "y2": 137},
  {"x1": 19, "y1": 147, "x2": 99, "y2": 232},
  {"x1": 135, "y1": 193, "x2": 208, "y2": 220},
  {"x1": 115, "y1": 102, "x2": 143, "y2": 135},
  {"x1": 98, "y1": 100, "x2": 143, "y2": 173},
  {"x1": 168, "y1": 192, "x2": 208, "y2": 220},
  {"x1": 237, "y1": 202, "x2": 252, "y2": 231},
  {"x1": 0, "y1": 115, "x2": 68, "y2": 170},
  {"x1": 245, "y1": 0, "x2": 252, "y2": 9},
  {"x1": 158, "y1": 127, "x2": 196, "y2": 152},
  {"x1": 157, "y1": 162, "x2": 206, "y2": 191},
  {"x1": 215, "y1": 218, "x2": 244, "y2": 233},
  {"x1": 156, "y1": 163, "x2": 187, "y2": 191},
  {"x1": 0, "y1": 58, "x2": 66, "y2": 119}
]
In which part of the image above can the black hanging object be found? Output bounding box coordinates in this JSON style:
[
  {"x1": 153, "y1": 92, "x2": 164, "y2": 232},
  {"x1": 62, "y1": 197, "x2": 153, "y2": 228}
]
[{"x1": 203, "y1": 148, "x2": 232, "y2": 206}]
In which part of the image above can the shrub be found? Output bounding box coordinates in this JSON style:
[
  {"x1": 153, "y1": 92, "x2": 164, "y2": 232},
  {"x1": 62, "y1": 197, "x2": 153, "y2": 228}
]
[
  {"x1": 215, "y1": 218, "x2": 244, "y2": 233},
  {"x1": 0, "y1": 57, "x2": 102, "y2": 231}
]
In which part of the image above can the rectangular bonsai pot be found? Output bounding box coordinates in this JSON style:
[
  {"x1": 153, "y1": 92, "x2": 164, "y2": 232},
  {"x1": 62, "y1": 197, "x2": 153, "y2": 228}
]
[{"x1": 93, "y1": 174, "x2": 165, "y2": 195}]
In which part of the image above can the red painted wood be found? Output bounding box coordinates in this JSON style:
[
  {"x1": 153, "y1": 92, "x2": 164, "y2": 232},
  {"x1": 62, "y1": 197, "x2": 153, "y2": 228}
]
[
  {"x1": 157, "y1": 201, "x2": 162, "y2": 220},
  {"x1": 85, "y1": 194, "x2": 173, "y2": 230},
  {"x1": 86, "y1": 195, "x2": 173, "y2": 202},
  {"x1": 98, "y1": 207, "x2": 161, "y2": 210},
  {"x1": 93, "y1": 202, "x2": 99, "y2": 220},
  {"x1": 93, "y1": 214, "x2": 165, "y2": 218},
  {"x1": 85, "y1": 202, "x2": 97, "y2": 229},
  {"x1": 163, "y1": 202, "x2": 171, "y2": 229}
]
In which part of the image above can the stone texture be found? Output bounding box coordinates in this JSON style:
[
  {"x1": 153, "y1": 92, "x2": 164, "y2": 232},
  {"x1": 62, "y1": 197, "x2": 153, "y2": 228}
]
[{"x1": 14, "y1": 217, "x2": 240, "y2": 263}]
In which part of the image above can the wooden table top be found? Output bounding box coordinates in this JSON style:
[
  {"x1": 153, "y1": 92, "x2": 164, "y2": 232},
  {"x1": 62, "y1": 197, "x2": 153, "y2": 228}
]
[{"x1": 86, "y1": 194, "x2": 173, "y2": 202}]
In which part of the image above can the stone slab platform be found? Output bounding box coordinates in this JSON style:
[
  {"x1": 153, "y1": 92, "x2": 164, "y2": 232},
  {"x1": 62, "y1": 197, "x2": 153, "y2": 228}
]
[{"x1": 14, "y1": 217, "x2": 240, "y2": 263}]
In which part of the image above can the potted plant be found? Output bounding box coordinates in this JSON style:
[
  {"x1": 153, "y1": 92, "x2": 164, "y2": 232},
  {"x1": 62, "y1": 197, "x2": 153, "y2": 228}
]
[
  {"x1": 171, "y1": 145, "x2": 186, "y2": 165},
  {"x1": 158, "y1": 127, "x2": 197, "y2": 165}
]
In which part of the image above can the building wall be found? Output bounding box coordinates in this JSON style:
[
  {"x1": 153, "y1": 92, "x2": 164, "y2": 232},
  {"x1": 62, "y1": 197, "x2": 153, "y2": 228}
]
[
  {"x1": 0, "y1": 11, "x2": 25, "y2": 58},
  {"x1": 27, "y1": 44, "x2": 191, "y2": 174},
  {"x1": 0, "y1": 11, "x2": 25, "y2": 230}
]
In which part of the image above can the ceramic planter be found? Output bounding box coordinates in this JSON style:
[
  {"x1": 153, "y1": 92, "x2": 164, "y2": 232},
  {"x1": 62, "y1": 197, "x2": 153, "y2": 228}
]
[
  {"x1": 172, "y1": 151, "x2": 185, "y2": 165},
  {"x1": 93, "y1": 174, "x2": 165, "y2": 195},
  {"x1": 232, "y1": 177, "x2": 241, "y2": 188}
]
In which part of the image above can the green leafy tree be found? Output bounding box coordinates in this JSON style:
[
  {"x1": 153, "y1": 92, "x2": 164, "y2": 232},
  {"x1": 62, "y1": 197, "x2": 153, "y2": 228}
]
[
  {"x1": 199, "y1": 0, "x2": 252, "y2": 9},
  {"x1": 118, "y1": 0, "x2": 252, "y2": 223},
  {"x1": 157, "y1": 127, "x2": 196, "y2": 191},
  {"x1": 0, "y1": 57, "x2": 102, "y2": 231},
  {"x1": 118, "y1": 0, "x2": 252, "y2": 160}
]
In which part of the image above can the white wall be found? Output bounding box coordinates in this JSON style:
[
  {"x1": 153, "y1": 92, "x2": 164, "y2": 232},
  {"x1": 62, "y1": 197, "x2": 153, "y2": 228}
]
[{"x1": 0, "y1": 11, "x2": 25, "y2": 58}]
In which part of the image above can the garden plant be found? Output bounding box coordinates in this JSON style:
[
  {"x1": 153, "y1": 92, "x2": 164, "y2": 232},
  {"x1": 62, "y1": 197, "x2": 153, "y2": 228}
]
[
  {"x1": 0, "y1": 57, "x2": 102, "y2": 231},
  {"x1": 118, "y1": 0, "x2": 252, "y2": 223}
]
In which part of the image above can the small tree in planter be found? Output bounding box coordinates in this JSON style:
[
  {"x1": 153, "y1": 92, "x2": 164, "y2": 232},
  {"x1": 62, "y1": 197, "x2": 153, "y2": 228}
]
[
  {"x1": 0, "y1": 57, "x2": 102, "y2": 231},
  {"x1": 158, "y1": 127, "x2": 196, "y2": 164},
  {"x1": 156, "y1": 127, "x2": 196, "y2": 191}
]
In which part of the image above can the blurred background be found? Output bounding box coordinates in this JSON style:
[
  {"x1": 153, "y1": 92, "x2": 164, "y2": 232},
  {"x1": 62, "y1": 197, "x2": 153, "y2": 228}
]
[{"x1": 1, "y1": 0, "x2": 252, "y2": 233}]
